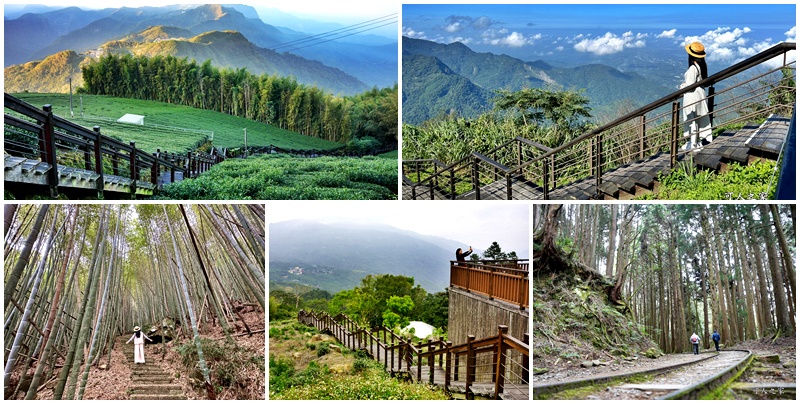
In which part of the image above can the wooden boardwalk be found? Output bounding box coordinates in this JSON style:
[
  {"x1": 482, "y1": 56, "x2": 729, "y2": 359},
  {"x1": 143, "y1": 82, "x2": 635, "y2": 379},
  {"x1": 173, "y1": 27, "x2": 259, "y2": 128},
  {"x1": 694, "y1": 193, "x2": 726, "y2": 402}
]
[
  {"x1": 405, "y1": 114, "x2": 790, "y2": 200},
  {"x1": 299, "y1": 311, "x2": 529, "y2": 400}
]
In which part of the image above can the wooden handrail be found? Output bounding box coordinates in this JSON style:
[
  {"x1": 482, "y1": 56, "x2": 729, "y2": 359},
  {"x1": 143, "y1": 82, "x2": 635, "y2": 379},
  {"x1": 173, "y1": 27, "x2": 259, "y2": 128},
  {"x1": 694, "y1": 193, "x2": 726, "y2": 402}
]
[
  {"x1": 450, "y1": 260, "x2": 529, "y2": 309},
  {"x1": 4, "y1": 93, "x2": 225, "y2": 197},
  {"x1": 297, "y1": 310, "x2": 529, "y2": 399}
]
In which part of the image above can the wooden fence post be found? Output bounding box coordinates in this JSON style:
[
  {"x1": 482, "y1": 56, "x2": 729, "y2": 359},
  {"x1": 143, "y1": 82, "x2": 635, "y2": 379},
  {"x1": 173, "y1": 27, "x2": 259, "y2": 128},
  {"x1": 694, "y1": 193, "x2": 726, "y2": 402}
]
[
  {"x1": 129, "y1": 141, "x2": 137, "y2": 198},
  {"x1": 494, "y1": 325, "x2": 508, "y2": 399},
  {"x1": 444, "y1": 341, "x2": 452, "y2": 390},
  {"x1": 466, "y1": 335, "x2": 476, "y2": 400},
  {"x1": 523, "y1": 333, "x2": 530, "y2": 384},
  {"x1": 92, "y1": 126, "x2": 104, "y2": 199},
  {"x1": 41, "y1": 104, "x2": 58, "y2": 198},
  {"x1": 151, "y1": 149, "x2": 160, "y2": 186}
]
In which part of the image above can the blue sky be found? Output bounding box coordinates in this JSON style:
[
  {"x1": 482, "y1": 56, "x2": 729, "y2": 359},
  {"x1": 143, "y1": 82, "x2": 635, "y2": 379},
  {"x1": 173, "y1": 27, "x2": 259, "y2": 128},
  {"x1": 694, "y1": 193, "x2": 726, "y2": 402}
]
[{"x1": 403, "y1": 4, "x2": 796, "y2": 64}]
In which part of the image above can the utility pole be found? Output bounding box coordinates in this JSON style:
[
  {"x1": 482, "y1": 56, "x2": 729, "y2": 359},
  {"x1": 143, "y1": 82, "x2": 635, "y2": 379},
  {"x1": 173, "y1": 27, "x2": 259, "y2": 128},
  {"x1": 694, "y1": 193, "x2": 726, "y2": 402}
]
[{"x1": 243, "y1": 128, "x2": 247, "y2": 158}]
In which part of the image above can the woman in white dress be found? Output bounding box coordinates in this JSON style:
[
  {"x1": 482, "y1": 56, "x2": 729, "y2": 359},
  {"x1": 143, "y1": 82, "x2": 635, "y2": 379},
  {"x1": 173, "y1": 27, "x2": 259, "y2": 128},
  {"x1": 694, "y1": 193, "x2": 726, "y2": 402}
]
[
  {"x1": 126, "y1": 326, "x2": 153, "y2": 364},
  {"x1": 680, "y1": 41, "x2": 712, "y2": 150}
]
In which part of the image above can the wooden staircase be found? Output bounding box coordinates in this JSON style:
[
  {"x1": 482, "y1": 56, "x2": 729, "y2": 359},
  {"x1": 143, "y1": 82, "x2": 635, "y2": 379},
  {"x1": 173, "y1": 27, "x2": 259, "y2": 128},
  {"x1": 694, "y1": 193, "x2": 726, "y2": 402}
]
[{"x1": 128, "y1": 351, "x2": 186, "y2": 400}]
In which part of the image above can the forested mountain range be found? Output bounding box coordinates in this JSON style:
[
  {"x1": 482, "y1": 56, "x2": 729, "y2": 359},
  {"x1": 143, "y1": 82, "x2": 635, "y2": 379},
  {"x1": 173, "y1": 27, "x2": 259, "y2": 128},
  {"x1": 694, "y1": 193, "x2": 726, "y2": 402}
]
[
  {"x1": 269, "y1": 220, "x2": 474, "y2": 293},
  {"x1": 402, "y1": 36, "x2": 673, "y2": 125},
  {"x1": 4, "y1": 4, "x2": 397, "y2": 93}
]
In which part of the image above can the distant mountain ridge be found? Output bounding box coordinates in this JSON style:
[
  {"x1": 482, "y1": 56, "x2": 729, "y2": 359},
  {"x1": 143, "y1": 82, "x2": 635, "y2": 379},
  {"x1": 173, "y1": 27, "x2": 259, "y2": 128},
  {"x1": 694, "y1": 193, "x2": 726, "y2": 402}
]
[
  {"x1": 269, "y1": 220, "x2": 469, "y2": 293},
  {"x1": 402, "y1": 36, "x2": 673, "y2": 125},
  {"x1": 5, "y1": 26, "x2": 368, "y2": 95},
  {"x1": 4, "y1": 4, "x2": 397, "y2": 91}
]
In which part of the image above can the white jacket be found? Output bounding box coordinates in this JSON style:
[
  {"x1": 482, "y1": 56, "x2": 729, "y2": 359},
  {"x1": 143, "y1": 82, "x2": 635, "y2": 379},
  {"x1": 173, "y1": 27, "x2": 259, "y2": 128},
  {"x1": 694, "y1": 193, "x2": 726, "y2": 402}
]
[{"x1": 680, "y1": 63, "x2": 708, "y2": 117}]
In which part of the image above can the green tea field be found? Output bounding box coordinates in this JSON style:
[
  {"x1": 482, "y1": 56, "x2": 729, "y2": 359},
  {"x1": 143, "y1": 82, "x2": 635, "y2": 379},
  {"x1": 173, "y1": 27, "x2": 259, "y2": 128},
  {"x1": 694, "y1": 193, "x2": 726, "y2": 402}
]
[{"x1": 13, "y1": 93, "x2": 342, "y2": 153}]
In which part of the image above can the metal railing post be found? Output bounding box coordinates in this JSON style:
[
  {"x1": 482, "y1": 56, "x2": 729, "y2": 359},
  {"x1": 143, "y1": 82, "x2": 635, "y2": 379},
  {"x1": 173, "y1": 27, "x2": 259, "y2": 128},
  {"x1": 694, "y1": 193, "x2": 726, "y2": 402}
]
[
  {"x1": 472, "y1": 157, "x2": 481, "y2": 200},
  {"x1": 595, "y1": 134, "x2": 603, "y2": 194},
  {"x1": 638, "y1": 115, "x2": 646, "y2": 159},
  {"x1": 670, "y1": 101, "x2": 680, "y2": 168}
]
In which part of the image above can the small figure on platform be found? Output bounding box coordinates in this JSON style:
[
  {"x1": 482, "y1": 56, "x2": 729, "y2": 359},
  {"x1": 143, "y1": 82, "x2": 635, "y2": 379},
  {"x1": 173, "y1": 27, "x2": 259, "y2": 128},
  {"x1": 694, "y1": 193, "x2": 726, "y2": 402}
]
[
  {"x1": 455, "y1": 246, "x2": 473, "y2": 265},
  {"x1": 126, "y1": 326, "x2": 153, "y2": 364},
  {"x1": 690, "y1": 332, "x2": 700, "y2": 355},
  {"x1": 712, "y1": 329, "x2": 721, "y2": 352}
]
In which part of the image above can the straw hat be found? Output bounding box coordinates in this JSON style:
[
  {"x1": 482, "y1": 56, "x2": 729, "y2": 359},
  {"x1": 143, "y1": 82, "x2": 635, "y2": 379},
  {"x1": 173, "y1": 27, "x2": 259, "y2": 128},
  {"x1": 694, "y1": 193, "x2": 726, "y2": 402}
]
[
  {"x1": 134, "y1": 326, "x2": 141, "y2": 332},
  {"x1": 685, "y1": 42, "x2": 706, "y2": 58}
]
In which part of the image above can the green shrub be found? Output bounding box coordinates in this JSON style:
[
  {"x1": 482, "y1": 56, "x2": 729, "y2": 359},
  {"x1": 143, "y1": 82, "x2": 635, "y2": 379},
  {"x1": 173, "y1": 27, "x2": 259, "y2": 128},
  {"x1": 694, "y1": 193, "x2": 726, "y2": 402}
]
[{"x1": 316, "y1": 343, "x2": 330, "y2": 357}]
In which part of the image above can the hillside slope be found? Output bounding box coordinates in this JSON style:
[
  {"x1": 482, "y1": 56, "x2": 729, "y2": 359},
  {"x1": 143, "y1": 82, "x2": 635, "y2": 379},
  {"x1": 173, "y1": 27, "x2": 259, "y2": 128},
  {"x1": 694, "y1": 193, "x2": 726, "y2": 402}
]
[
  {"x1": 531, "y1": 229, "x2": 660, "y2": 376},
  {"x1": 5, "y1": 28, "x2": 367, "y2": 95},
  {"x1": 402, "y1": 36, "x2": 673, "y2": 124}
]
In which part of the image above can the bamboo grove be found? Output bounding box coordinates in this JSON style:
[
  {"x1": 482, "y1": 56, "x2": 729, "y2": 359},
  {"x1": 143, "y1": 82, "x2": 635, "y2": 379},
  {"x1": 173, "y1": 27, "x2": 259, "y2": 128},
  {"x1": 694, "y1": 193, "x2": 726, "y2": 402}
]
[
  {"x1": 537, "y1": 204, "x2": 795, "y2": 353},
  {"x1": 3, "y1": 204, "x2": 265, "y2": 399},
  {"x1": 80, "y1": 54, "x2": 398, "y2": 150}
]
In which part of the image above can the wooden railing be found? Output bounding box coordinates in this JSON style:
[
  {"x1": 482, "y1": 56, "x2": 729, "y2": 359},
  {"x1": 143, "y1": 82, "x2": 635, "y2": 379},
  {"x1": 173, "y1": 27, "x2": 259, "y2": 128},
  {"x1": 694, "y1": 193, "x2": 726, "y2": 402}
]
[
  {"x1": 403, "y1": 42, "x2": 796, "y2": 199},
  {"x1": 4, "y1": 93, "x2": 224, "y2": 198},
  {"x1": 297, "y1": 310, "x2": 529, "y2": 399},
  {"x1": 450, "y1": 259, "x2": 529, "y2": 309}
]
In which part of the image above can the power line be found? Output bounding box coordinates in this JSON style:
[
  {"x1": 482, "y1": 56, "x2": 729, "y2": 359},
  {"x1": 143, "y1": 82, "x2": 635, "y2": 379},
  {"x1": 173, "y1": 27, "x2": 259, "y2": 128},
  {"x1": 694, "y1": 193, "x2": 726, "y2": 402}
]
[
  {"x1": 280, "y1": 20, "x2": 397, "y2": 54},
  {"x1": 270, "y1": 13, "x2": 397, "y2": 52}
]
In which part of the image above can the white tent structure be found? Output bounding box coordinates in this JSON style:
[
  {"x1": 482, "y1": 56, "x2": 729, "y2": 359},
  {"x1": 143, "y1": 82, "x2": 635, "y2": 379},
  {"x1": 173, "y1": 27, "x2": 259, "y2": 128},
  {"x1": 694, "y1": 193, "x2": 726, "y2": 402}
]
[
  {"x1": 403, "y1": 321, "x2": 436, "y2": 339},
  {"x1": 117, "y1": 113, "x2": 145, "y2": 125}
]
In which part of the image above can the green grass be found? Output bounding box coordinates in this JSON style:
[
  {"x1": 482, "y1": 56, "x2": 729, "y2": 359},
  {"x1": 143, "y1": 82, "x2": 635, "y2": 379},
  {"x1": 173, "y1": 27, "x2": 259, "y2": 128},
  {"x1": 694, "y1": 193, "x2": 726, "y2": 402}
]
[
  {"x1": 157, "y1": 154, "x2": 398, "y2": 200},
  {"x1": 640, "y1": 159, "x2": 777, "y2": 200},
  {"x1": 12, "y1": 93, "x2": 342, "y2": 153}
]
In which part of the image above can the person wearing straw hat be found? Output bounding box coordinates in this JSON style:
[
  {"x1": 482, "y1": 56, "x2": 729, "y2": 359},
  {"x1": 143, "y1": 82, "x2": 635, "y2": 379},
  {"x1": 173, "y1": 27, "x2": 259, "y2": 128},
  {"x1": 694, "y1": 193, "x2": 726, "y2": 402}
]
[
  {"x1": 679, "y1": 41, "x2": 712, "y2": 151},
  {"x1": 126, "y1": 326, "x2": 153, "y2": 364}
]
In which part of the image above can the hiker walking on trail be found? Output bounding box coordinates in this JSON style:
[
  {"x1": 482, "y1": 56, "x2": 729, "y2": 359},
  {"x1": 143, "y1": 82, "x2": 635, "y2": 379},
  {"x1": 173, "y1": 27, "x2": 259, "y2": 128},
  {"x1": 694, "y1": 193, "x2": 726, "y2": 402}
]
[
  {"x1": 126, "y1": 326, "x2": 153, "y2": 364},
  {"x1": 712, "y1": 330, "x2": 721, "y2": 352},
  {"x1": 690, "y1": 332, "x2": 701, "y2": 355},
  {"x1": 680, "y1": 41, "x2": 712, "y2": 151},
  {"x1": 455, "y1": 246, "x2": 473, "y2": 265}
]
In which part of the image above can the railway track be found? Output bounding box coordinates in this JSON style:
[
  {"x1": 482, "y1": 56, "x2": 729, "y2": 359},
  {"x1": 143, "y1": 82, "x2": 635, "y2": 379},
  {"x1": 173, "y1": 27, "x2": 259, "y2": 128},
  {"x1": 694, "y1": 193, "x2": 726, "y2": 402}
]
[{"x1": 532, "y1": 350, "x2": 754, "y2": 400}]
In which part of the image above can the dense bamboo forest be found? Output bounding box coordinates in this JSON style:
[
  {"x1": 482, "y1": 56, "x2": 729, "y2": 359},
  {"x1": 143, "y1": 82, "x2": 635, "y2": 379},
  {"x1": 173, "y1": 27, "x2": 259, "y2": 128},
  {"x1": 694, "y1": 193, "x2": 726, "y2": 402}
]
[
  {"x1": 534, "y1": 204, "x2": 796, "y2": 354},
  {"x1": 80, "y1": 54, "x2": 398, "y2": 150},
  {"x1": 3, "y1": 204, "x2": 266, "y2": 400}
]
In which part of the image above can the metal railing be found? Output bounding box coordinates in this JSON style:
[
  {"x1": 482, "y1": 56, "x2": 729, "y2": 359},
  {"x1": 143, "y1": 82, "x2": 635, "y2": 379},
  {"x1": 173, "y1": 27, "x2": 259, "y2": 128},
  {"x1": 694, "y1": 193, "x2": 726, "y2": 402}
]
[
  {"x1": 450, "y1": 259, "x2": 529, "y2": 309},
  {"x1": 4, "y1": 93, "x2": 224, "y2": 198},
  {"x1": 297, "y1": 310, "x2": 529, "y2": 399},
  {"x1": 403, "y1": 42, "x2": 796, "y2": 199}
]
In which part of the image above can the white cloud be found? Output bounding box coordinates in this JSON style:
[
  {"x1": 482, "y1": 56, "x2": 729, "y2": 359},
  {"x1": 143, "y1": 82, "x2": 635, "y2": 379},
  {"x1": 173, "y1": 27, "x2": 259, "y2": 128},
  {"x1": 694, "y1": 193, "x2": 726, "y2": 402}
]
[
  {"x1": 445, "y1": 22, "x2": 463, "y2": 33},
  {"x1": 402, "y1": 27, "x2": 427, "y2": 40},
  {"x1": 573, "y1": 31, "x2": 647, "y2": 55},
  {"x1": 682, "y1": 26, "x2": 789, "y2": 63},
  {"x1": 786, "y1": 26, "x2": 796, "y2": 42},
  {"x1": 658, "y1": 29, "x2": 677, "y2": 38},
  {"x1": 488, "y1": 32, "x2": 532, "y2": 47}
]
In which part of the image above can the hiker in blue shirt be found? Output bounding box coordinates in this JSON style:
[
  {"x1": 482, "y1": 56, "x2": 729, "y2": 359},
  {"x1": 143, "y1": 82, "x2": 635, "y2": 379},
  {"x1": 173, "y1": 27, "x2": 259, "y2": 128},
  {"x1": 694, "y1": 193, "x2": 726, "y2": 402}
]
[{"x1": 712, "y1": 330, "x2": 721, "y2": 352}]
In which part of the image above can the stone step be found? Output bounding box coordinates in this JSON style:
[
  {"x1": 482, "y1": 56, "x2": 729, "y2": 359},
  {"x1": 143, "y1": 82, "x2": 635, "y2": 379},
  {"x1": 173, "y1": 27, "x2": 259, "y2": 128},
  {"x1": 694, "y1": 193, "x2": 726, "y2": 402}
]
[
  {"x1": 131, "y1": 384, "x2": 184, "y2": 394},
  {"x1": 131, "y1": 376, "x2": 176, "y2": 384},
  {"x1": 129, "y1": 393, "x2": 187, "y2": 400}
]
